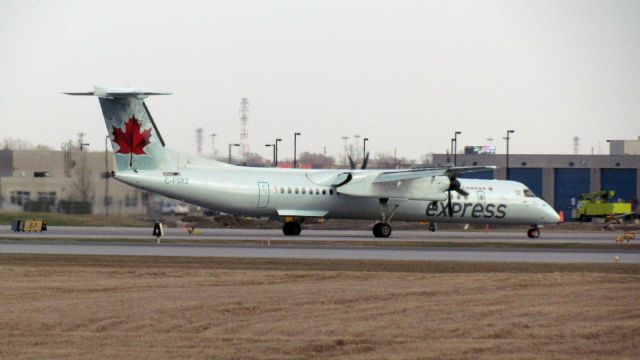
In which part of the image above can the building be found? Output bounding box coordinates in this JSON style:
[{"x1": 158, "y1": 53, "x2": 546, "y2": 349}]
[
  {"x1": 607, "y1": 137, "x2": 640, "y2": 155},
  {"x1": 432, "y1": 153, "x2": 640, "y2": 218},
  {"x1": 0, "y1": 149, "x2": 148, "y2": 215}
]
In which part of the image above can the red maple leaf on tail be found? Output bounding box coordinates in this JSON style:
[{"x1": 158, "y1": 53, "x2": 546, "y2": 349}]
[{"x1": 112, "y1": 116, "x2": 152, "y2": 155}]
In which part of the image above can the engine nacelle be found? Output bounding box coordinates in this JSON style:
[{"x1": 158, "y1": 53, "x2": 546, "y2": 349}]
[{"x1": 337, "y1": 174, "x2": 450, "y2": 201}]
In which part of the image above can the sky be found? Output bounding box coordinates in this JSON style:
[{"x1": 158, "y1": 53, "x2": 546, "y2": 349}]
[{"x1": 1, "y1": 0, "x2": 639, "y2": 161}]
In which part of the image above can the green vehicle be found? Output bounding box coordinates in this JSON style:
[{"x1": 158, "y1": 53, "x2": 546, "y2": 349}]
[{"x1": 575, "y1": 191, "x2": 632, "y2": 222}]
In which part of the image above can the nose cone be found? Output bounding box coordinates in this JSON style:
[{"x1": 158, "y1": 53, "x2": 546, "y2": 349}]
[{"x1": 540, "y1": 203, "x2": 561, "y2": 224}]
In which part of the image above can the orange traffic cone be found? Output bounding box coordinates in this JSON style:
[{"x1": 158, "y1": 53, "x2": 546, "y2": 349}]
[{"x1": 558, "y1": 211, "x2": 564, "y2": 223}]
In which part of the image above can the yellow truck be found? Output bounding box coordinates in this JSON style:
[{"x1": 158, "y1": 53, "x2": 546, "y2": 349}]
[{"x1": 575, "y1": 191, "x2": 632, "y2": 222}]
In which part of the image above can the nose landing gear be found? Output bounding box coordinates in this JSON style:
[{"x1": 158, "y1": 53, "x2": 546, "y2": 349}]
[{"x1": 527, "y1": 226, "x2": 541, "y2": 239}]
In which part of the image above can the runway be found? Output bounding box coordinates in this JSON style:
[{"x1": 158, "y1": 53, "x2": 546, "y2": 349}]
[
  {"x1": 0, "y1": 225, "x2": 627, "y2": 243},
  {"x1": 0, "y1": 226, "x2": 638, "y2": 263}
]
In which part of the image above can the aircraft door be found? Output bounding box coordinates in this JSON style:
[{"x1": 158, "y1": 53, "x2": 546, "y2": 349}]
[
  {"x1": 477, "y1": 191, "x2": 486, "y2": 206},
  {"x1": 257, "y1": 182, "x2": 270, "y2": 208}
]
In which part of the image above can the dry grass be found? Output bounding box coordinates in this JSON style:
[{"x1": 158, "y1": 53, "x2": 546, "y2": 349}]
[{"x1": 0, "y1": 255, "x2": 639, "y2": 359}]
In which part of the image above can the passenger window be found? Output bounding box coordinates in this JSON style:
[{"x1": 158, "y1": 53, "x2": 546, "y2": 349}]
[
  {"x1": 288, "y1": 187, "x2": 292, "y2": 194},
  {"x1": 280, "y1": 187, "x2": 284, "y2": 194},
  {"x1": 322, "y1": 189, "x2": 326, "y2": 195},
  {"x1": 330, "y1": 189, "x2": 334, "y2": 195},
  {"x1": 316, "y1": 189, "x2": 320, "y2": 195},
  {"x1": 302, "y1": 188, "x2": 306, "y2": 194},
  {"x1": 295, "y1": 188, "x2": 299, "y2": 194},
  {"x1": 309, "y1": 188, "x2": 313, "y2": 195}
]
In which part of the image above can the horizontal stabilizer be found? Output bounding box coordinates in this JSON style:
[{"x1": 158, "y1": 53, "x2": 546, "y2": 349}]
[{"x1": 64, "y1": 86, "x2": 171, "y2": 99}]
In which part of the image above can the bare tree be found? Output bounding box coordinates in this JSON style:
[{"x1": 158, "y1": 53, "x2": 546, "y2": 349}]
[
  {"x1": 242, "y1": 152, "x2": 267, "y2": 166},
  {"x1": 299, "y1": 152, "x2": 335, "y2": 169},
  {"x1": 371, "y1": 152, "x2": 413, "y2": 169},
  {"x1": 72, "y1": 155, "x2": 95, "y2": 203},
  {"x1": 2, "y1": 137, "x2": 51, "y2": 150}
]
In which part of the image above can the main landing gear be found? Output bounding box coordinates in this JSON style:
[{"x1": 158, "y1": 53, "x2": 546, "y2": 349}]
[
  {"x1": 373, "y1": 223, "x2": 392, "y2": 238},
  {"x1": 282, "y1": 221, "x2": 302, "y2": 236},
  {"x1": 527, "y1": 226, "x2": 541, "y2": 239},
  {"x1": 372, "y1": 199, "x2": 401, "y2": 238}
]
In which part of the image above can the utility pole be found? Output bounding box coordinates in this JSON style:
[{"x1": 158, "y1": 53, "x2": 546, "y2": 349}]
[
  {"x1": 341, "y1": 136, "x2": 349, "y2": 167},
  {"x1": 196, "y1": 128, "x2": 203, "y2": 156},
  {"x1": 209, "y1": 133, "x2": 217, "y2": 159},
  {"x1": 228, "y1": 143, "x2": 240, "y2": 164},
  {"x1": 239, "y1": 98, "x2": 249, "y2": 159}
]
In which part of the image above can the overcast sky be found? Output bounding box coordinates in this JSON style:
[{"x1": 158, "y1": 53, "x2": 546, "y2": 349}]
[{"x1": 1, "y1": 0, "x2": 639, "y2": 161}]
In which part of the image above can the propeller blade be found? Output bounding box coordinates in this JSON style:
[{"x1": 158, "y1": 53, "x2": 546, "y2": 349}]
[
  {"x1": 448, "y1": 177, "x2": 469, "y2": 197},
  {"x1": 455, "y1": 187, "x2": 469, "y2": 197},
  {"x1": 447, "y1": 190, "x2": 453, "y2": 217},
  {"x1": 348, "y1": 156, "x2": 356, "y2": 170},
  {"x1": 361, "y1": 152, "x2": 370, "y2": 170}
]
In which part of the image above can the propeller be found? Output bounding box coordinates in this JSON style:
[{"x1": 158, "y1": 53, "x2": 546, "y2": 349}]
[
  {"x1": 361, "y1": 151, "x2": 369, "y2": 170},
  {"x1": 446, "y1": 175, "x2": 469, "y2": 217},
  {"x1": 348, "y1": 156, "x2": 356, "y2": 170},
  {"x1": 347, "y1": 152, "x2": 370, "y2": 170}
]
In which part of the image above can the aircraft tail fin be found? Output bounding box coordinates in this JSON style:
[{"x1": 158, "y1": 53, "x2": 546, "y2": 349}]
[{"x1": 65, "y1": 86, "x2": 175, "y2": 172}]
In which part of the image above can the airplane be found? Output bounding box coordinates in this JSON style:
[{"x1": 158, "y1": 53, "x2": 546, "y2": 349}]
[{"x1": 65, "y1": 86, "x2": 561, "y2": 239}]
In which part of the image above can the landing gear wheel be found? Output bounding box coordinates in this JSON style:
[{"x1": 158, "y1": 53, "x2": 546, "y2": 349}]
[
  {"x1": 527, "y1": 227, "x2": 540, "y2": 239},
  {"x1": 283, "y1": 221, "x2": 302, "y2": 236},
  {"x1": 373, "y1": 223, "x2": 392, "y2": 238}
]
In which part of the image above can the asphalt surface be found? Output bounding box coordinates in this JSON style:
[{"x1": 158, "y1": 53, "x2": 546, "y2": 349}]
[
  {"x1": 0, "y1": 226, "x2": 638, "y2": 263},
  {"x1": 0, "y1": 225, "x2": 627, "y2": 243}
]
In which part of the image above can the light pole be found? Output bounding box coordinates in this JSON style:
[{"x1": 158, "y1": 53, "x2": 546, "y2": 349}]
[
  {"x1": 341, "y1": 136, "x2": 349, "y2": 167},
  {"x1": 363, "y1": 138, "x2": 369, "y2": 161},
  {"x1": 453, "y1": 131, "x2": 461, "y2": 166},
  {"x1": 505, "y1": 130, "x2": 515, "y2": 179},
  {"x1": 265, "y1": 144, "x2": 275, "y2": 166},
  {"x1": 228, "y1": 143, "x2": 240, "y2": 164},
  {"x1": 104, "y1": 135, "x2": 110, "y2": 217},
  {"x1": 449, "y1": 138, "x2": 454, "y2": 163},
  {"x1": 293, "y1": 132, "x2": 301, "y2": 168},
  {"x1": 275, "y1": 138, "x2": 282, "y2": 167}
]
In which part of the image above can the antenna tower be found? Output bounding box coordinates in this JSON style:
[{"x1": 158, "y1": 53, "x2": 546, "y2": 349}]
[{"x1": 240, "y1": 98, "x2": 250, "y2": 157}]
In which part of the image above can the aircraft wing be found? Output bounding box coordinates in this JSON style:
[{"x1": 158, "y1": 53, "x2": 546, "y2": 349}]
[
  {"x1": 372, "y1": 166, "x2": 495, "y2": 183},
  {"x1": 323, "y1": 166, "x2": 496, "y2": 201}
]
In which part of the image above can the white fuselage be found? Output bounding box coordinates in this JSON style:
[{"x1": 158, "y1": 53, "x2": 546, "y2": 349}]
[{"x1": 114, "y1": 165, "x2": 560, "y2": 226}]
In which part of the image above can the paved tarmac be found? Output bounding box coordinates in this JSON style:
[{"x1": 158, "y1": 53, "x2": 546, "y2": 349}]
[{"x1": 0, "y1": 226, "x2": 638, "y2": 263}]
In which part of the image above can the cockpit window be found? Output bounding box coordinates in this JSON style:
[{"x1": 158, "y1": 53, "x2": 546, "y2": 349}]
[{"x1": 523, "y1": 189, "x2": 536, "y2": 198}]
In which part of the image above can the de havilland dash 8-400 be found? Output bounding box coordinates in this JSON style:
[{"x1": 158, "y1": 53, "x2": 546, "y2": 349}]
[{"x1": 66, "y1": 87, "x2": 560, "y2": 238}]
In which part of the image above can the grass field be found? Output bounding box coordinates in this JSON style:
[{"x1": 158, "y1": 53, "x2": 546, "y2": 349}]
[{"x1": 1, "y1": 255, "x2": 639, "y2": 359}]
